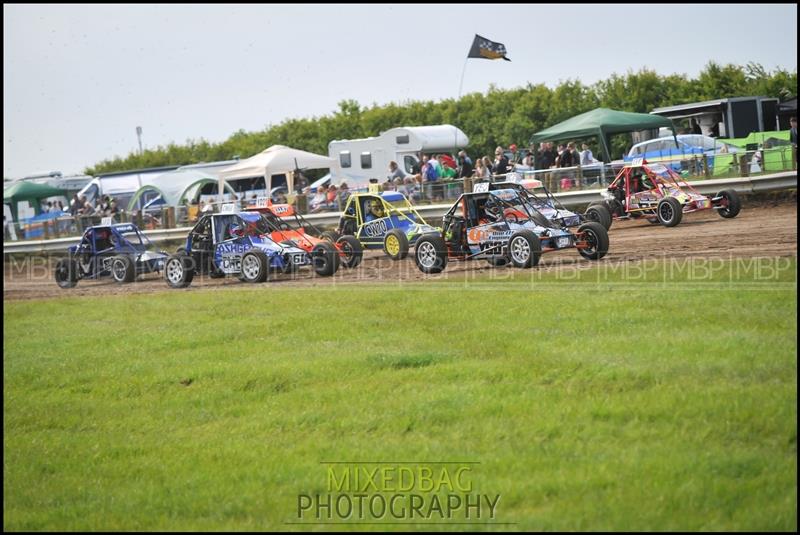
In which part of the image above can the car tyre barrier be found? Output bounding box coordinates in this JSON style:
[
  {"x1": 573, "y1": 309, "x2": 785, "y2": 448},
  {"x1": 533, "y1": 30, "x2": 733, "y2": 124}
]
[
  {"x1": 312, "y1": 242, "x2": 339, "y2": 276},
  {"x1": 508, "y1": 230, "x2": 542, "y2": 269},
  {"x1": 414, "y1": 234, "x2": 449, "y2": 274},
  {"x1": 577, "y1": 222, "x2": 609, "y2": 261},
  {"x1": 585, "y1": 202, "x2": 613, "y2": 230},
  {"x1": 715, "y1": 189, "x2": 742, "y2": 219},
  {"x1": 111, "y1": 255, "x2": 136, "y2": 284},
  {"x1": 383, "y1": 229, "x2": 410, "y2": 260},
  {"x1": 657, "y1": 197, "x2": 684, "y2": 227},
  {"x1": 336, "y1": 235, "x2": 364, "y2": 269},
  {"x1": 164, "y1": 254, "x2": 195, "y2": 288},
  {"x1": 54, "y1": 257, "x2": 79, "y2": 289}
]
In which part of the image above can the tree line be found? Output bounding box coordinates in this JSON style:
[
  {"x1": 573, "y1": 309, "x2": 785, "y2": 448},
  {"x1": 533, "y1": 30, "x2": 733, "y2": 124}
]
[{"x1": 84, "y1": 61, "x2": 796, "y2": 176}]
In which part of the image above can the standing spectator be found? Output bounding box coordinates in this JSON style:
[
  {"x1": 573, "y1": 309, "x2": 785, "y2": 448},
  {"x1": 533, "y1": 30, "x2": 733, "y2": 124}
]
[
  {"x1": 339, "y1": 182, "x2": 351, "y2": 203},
  {"x1": 508, "y1": 144, "x2": 518, "y2": 164},
  {"x1": 69, "y1": 194, "x2": 82, "y2": 216},
  {"x1": 790, "y1": 116, "x2": 797, "y2": 163},
  {"x1": 492, "y1": 146, "x2": 510, "y2": 178},
  {"x1": 579, "y1": 143, "x2": 597, "y2": 165},
  {"x1": 690, "y1": 118, "x2": 702, "y2": 135},
  {"x1": 457, "y1": 151, "x2": 474, "y2": 178}
]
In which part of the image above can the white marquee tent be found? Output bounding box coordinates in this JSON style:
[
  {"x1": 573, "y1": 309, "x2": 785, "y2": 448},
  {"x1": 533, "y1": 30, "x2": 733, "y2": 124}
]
[{"x1": 216, "y1": 145, "x2": 335, "y2": 194}]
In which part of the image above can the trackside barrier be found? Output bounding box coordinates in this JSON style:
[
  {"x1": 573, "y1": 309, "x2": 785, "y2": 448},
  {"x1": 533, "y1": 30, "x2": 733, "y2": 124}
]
[{"x1": 4, "y1": 171, "x2": 796, "y2": 255}]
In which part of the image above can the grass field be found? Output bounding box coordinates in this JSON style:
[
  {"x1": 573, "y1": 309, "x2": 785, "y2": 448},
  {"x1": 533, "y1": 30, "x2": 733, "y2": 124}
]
[{"x1": 3, "y1": 258, "x2": 797, "y2": 531}]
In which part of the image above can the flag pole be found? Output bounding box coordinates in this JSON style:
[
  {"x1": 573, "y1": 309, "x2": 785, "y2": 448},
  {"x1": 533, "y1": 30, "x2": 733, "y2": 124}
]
[{"x1": 454, "y1": 55, "x2": 469, "y2": 157}]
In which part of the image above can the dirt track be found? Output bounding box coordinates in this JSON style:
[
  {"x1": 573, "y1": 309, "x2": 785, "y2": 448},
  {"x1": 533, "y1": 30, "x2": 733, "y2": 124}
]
[{"x1": 4, "y1": 201, "x2": 797, "y2": 301}]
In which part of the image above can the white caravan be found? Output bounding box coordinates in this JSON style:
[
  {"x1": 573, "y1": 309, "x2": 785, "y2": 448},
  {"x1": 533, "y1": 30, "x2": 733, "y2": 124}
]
[{"x1": 328, "y1": 125, "x2": 469, "y2": 190}]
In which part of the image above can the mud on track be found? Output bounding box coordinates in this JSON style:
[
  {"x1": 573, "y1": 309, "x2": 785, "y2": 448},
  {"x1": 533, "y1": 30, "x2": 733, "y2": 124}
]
[{"x1": 4, "y1": 202, "x2": 797, "y2": 302}]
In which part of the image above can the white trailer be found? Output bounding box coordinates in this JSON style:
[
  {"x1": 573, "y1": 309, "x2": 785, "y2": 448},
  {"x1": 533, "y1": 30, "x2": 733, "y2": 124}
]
[{"x1": 328, "y1": 125, "x2": 469, "y2": 189}]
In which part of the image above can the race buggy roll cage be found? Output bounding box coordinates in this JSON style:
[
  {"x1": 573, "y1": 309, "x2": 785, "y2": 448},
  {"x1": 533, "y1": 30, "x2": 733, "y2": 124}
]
[
  {"x1": 444, "y1": 190, "x2": 559, "y2": 259},
  {"x1": 607, "y1": 161, "x2": 707, "y2": 212}
]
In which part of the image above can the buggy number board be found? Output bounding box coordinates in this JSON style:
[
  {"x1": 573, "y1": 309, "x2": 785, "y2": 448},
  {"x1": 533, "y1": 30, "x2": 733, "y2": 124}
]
[{"x1": 362, "y1": 219, "x2": 388, "y2": 238}]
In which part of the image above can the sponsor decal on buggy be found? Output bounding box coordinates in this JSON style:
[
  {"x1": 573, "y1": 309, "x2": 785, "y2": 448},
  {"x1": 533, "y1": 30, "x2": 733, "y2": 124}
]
[
  {"x1": 114, "y1": 224, "x2": 136, "y2": 233},
  {"x1": 467, "y1": 227, "x2": 512, "y2": 244},
  {"x1": 216, "y1": 242, "x2": 249, "y2": 273},
  {"x1": 362, "y1": 218, "x2": 388, "y2": 238}
]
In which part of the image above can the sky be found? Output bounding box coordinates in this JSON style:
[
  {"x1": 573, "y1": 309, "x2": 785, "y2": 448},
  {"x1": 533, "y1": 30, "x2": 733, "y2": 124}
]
[{"x1": 3, "y1": 3, "x2": 797, "y2": 178}]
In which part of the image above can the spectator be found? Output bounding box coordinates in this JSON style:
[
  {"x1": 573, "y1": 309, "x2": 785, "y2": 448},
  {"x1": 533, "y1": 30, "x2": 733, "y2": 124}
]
[
  {"x1": 492, "y1": 146, "x2": 510, "y2": 178},
  {"x1": 97, "y1": 195, "x2": 112, "y2": 216},
  {"x1": 109, "y1": 199, "x2": 119, "y2": 216},
  {"x1": 690, "y1": 118, "x2": 702, "y2": 135},
  {"x1": 57, "y1": 200, "x2": 65, "y2": 213},
  {"x1": 458, "y1": 151, "x2": 474, "y2": 178},
  {"x1": 80, "y1": 196, "x2": 95, "y2": 216},
  {"x1": 790, "y1": 116, "x2": 797, "y2": 156},
  {"x1": 429, "y1": 154, "x2": 443, "y2": 177},
  {"x1": 339, "y1": 182, "x2": 351, "y2": 203},
  {"x1": 387, "y1": 161, "x2": 406, "y2": 182},
  {"x1": 309, "y1": 186, "x2": 328, "y2": 213},
  {"x1": 69, "y1": 194, "x2": 82, "y2": 216},
  {"x1": 579, "y1": 143, "x2": 597, "y2": 165},
  {"x1": 508, "y1": 144, "x2": 518, "y2": 163}
]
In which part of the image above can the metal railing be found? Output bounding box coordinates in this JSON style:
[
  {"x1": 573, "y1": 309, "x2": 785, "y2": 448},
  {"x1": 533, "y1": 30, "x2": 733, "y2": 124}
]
[
  {"x1": 4, "y1": 145, "x2": 796, "y2": 246},
  {"x1": 4, "y1": 170, "x2": 795, "y2": 255}
]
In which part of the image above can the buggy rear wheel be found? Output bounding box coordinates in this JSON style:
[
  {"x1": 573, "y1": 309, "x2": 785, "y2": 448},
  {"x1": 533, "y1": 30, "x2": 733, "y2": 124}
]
[
  {"x1": 716, "y1": 189, "x2": 741, "y2": 219},
  {"x1": 164, "y1": 254, "x2": 195, "y2": 288},
  {"x1": 383, "y1": 229, "x2": 409, "y2": 260},
  {"x1": 337, "y1": 235, "x2": 363, "y2": 268},
  {"x1": 657, "y1": 197, "x2": 683, "y2": 227},
  {"x1": 312, "y1": 242, "x2": 339, "y2": 276},
  {"x1": 54, "y1": 257, "x2": 79, "y2": 289},
  {"x1": 585, "y1": 203, "x2": 612, "y2": 230},
  {"x1": 111, "y1": 255, "x2": 136, "y2": 283},
  {"x1": 508, "y1": 230, "x2": 542, "y2": 268},
  {"x1": 577, "y1": 222, "x2": 609, "y2": 260},
  {"x1": 414, "y1": 235, "x2": 448, "y2": 274}
]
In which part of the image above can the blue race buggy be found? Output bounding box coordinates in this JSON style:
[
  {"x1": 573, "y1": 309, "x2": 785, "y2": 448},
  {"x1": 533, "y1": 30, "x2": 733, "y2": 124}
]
[
  {"x1": 164, "y1": 210, "x2": 338, "y2": 288},
  {"x1": 54, "y1": 223, "x2": 168, "y2": 288},
  {"x1": 328, "y1": 191, "x2": 440, "y2": 260}
]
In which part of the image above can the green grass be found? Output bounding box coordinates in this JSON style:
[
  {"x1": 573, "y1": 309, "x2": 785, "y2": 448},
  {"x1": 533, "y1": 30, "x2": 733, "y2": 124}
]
[{"x1": 4, "y1": 259, "x2": 797, "y2": 531}]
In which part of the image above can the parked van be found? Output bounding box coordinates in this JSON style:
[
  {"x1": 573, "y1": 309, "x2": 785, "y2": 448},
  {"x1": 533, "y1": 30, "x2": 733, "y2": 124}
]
[{"x1": 328, "y1": 125, "x2": 469, "y2": 190}]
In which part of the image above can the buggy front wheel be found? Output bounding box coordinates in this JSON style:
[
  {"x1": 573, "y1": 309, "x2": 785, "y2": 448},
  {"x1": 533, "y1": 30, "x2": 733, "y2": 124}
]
[
  {"x1": 164, "y1": 254, "x2": 195, "y2": 288},
  {"x1": 111, "y1": 255, "x2": 136, "y2": 283},
  {"x1": 54, "y1": 257, "x2": 79, "y2": 289},
  {"x1": 414, "y1": 235, "x2": 448, "y2": 274},
  {"x1": 577, "y1": 222, "x2": 609, "y2": 260},
  {"x1": 716, "y1": 189, "x2": 741, "y2": 219}
]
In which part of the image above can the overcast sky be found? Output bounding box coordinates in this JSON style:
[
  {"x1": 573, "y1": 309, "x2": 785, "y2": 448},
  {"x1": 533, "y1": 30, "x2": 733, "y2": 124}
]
[{"x1": 3, "y1": 3, "x2": 797, "y2": 178}]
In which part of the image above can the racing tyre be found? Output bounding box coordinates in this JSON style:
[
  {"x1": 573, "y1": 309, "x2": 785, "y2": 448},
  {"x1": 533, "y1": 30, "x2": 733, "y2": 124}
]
[
  {"x1": 508, "y1": 230, "x2": 542, "y2": 269},
  {"x1": 656, "y1": 197, "x2": 683, "y2": 227},
  {"x1": 241, "y1": 251, "x2": 269, "y2": 283},
  {"x1": 175, "y1": 247, "x2": 187, "y2": 254},
  {"x1": 605, "y1": 198, "x2": 625, "y2": 218},
  {"x1": 383, "y1": 229, "x2": 409, "y2": 260},
  {"x1": 320, "y1": 231, "x2": 341, "y2": 243},
  {"x1": 337, "y1": 235, "x2": 363, "y2": 269},
  {"x1": 414, "y1": 235, "x2": 448, "y2": 274},
  {"x1": 716, "y1": 189, "x2": 741, "y2": 219},
  {"x1": 164, "y1": 254, "x2": 195, "y2": 288},
  {"x1": 487, "y1": 256, "x2": 509, "y2": 267},
  {"x1": 54, "y1": 257, "x2": 79, "y2": 289},
  {"x1": 585, "y1": 203, "x2": 612, "y2": 230},
  {"x1": 312, "y1": 242, "x2": 339, "y2": 276},
  {"x1": 111, "y1": 255, "x2": 136, "y2": 283},
  {"x1": 577, "y1": 222, "x2": 609, "y2": 261}
]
